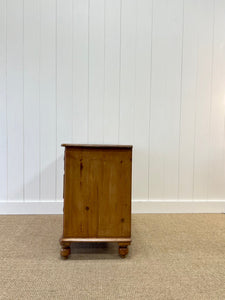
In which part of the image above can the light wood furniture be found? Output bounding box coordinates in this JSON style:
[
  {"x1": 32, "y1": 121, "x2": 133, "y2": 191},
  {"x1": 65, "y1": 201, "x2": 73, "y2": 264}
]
[{"x1": 59, "y1": 144, "x2": 132, "y2": 259}]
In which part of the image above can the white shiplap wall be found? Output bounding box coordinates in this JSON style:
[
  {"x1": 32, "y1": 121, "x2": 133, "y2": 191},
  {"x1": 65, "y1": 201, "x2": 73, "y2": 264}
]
[{"x1": 1, "y1": 0, "x2": 225, "y2": 213}]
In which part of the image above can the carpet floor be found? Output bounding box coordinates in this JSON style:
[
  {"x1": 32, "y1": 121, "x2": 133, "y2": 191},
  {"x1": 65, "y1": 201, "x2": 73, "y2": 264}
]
[{"x1": 0, "y1": 214, "x2": 225, "y2": 299}]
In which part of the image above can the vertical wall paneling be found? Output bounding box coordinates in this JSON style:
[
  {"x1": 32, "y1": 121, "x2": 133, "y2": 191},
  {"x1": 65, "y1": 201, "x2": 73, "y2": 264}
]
[
  {"x1": 179, "y1": 0, "x2": 198, "y2": 199},
  {"x1": 149, "y1": 0, "x2": 183, "y2": 199},
  {"x1": 119, "y1": 0, "x2": 136, "y2": 145},
  {"x1": 56, "y1": 0, "x2": 73, "y2": 200},
  {"x1": 103, "y1": 0, "x2": 120, "y2": 144},
  {"x1": 208, "y1": 0, "x2": 225, "y2": 199},
  {"x1": 7, "y1": 0, "x2": 24, "y2": 201},
  {"x1": 149, "y1": 0, "x2": 169, "y2": 199},
  {"x1": 193, "y1": 0, "x2": 214, "y2": 199},
  {"x1": 162, "y1": 0, "x2": 183, "y2": 199},
  {"x1": 88, "y1": 0, "x2": 105, "y2": 143},
  {"x1": 72, "y1": 0, "x2": 89, "y2": 143},
  {"x1": 24, "y1": 0, "x2": 40, "y2": 200},
  {"x1": 133, "y1": 0, "x2": 152, "y2": 200},
  {"x1": 40, "y1": 0, "x2": 57, "y2": 200},
  {"x1": 0, "y1": 0, "x2": 7, "y2": 201},
  {"x1": 1, "y1": 0, "x2": 225, "y2": 205},
  {"x1": 119, "y1": 0, "x2": 137, "y2": 202}
]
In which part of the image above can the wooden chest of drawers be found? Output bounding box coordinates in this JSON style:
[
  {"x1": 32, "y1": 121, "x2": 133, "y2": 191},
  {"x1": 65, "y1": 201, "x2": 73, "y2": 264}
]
[{"x1": 59, "y1": 144, "x2": 132, "y2": 258}]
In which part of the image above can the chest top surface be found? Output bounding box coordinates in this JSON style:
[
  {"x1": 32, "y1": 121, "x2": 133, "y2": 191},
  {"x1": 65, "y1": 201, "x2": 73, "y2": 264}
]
[{"x1": 61, "y1": 144, "x2": 133, "y2": 149}]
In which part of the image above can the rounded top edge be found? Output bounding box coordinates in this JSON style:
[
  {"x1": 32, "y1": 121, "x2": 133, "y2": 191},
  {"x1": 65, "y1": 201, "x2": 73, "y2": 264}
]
[{"x1": 61, "y1": 143, "x2": 133, "y2": 149}]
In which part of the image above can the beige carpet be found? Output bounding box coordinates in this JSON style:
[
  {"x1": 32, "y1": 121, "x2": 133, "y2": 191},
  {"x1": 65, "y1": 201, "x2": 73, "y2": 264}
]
[{"x1": 0, "y1": 214, "x2": 225, "y2": 300}]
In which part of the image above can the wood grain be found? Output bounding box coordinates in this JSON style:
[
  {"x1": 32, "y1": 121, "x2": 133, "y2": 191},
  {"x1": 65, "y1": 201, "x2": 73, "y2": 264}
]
[{"x1": 61, "y1": 145, "x2": 132, "y2": 257}]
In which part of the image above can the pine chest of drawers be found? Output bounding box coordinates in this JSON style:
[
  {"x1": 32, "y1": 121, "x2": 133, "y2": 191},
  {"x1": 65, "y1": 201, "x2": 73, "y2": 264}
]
[{"x1": 59, "y1": 144, "x2": 132, "y2": 258}]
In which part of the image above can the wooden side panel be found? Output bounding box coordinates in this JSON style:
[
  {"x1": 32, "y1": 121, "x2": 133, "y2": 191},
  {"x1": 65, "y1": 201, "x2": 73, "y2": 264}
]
[
  {"x1": 63, "y1": 150, "x2": 91, "y2": 237},
  {"x1": 98, "y1": 153, "x2": 131, "y2": 237},
  {"x1": 63, "y1": 148, "x2": 131, "y2": 238}
]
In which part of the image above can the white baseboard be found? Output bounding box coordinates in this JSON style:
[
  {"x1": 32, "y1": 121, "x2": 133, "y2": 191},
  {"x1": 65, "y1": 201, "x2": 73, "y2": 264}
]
[
  {"x1": 0, "y1": 200, "x2": 224, "y2": 214},
  {"x1": 0, "y1": 202, "x2": 63, "y2": 215},
  {"x1": 132, "y1": 200, "x2": 225, "y2": 213}
]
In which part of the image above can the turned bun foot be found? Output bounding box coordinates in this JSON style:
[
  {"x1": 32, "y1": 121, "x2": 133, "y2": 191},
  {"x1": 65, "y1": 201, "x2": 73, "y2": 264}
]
[
  {"x1": 60, "y1": 241, "x2": 71, "y2": 259},
  {"x1": 118, "y1": 242, "x2": 129, "y2": 258}
]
